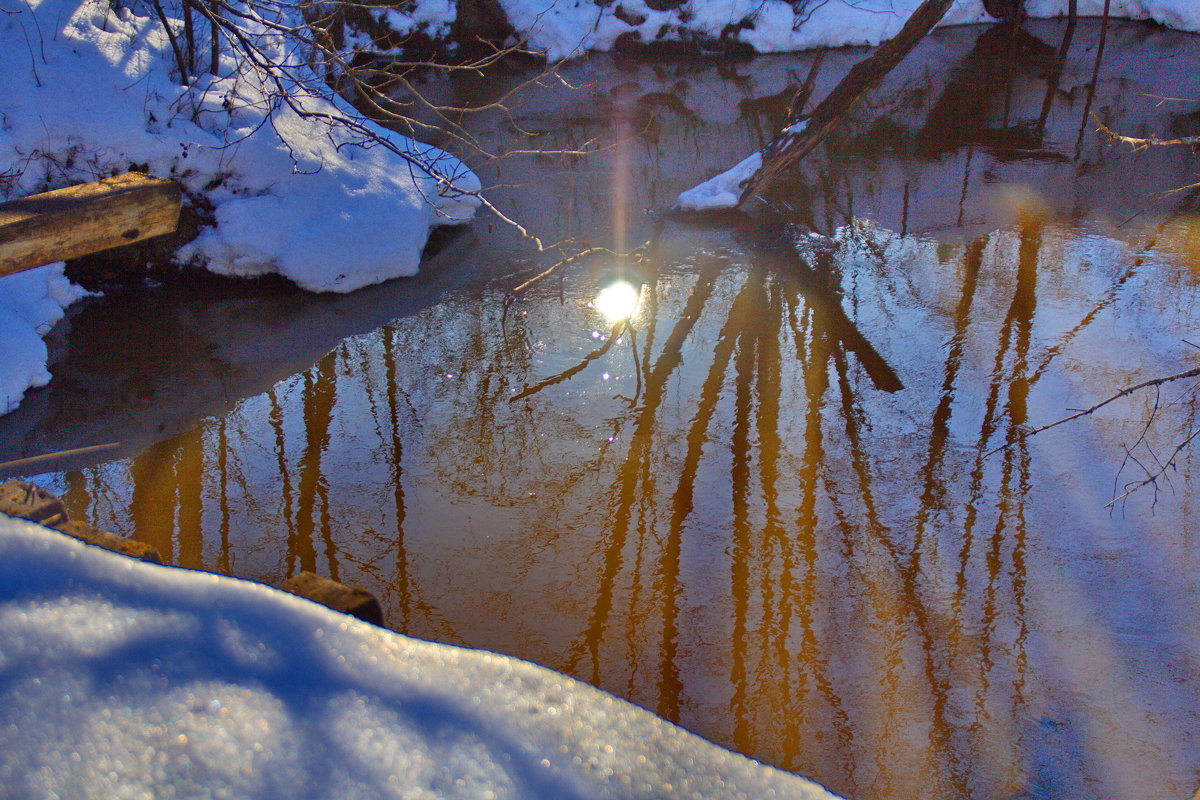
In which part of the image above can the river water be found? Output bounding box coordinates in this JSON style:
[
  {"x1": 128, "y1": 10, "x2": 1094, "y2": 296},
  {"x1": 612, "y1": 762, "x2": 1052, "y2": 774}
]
[{"x1": 6, "y1": 19, "x2": 1200, "y2": 800}]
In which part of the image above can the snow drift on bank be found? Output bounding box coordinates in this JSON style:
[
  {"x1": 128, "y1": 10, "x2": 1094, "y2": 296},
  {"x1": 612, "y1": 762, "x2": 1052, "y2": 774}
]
[
  {"x1": 0, "y1": 265, "x2": 91, "y2": 416},
  {"x1": 0, "y1": 0, "x2": 479, "y2": 294},
  {"x1": 495, "y1": 0, "x2": 1200, "y2": 62},
  {"x1": 0, "y1": 515, "x2": 841, "y2": 800},
  {"x1": 0, "y1": 0, "x2": 479, "y2": 415}
]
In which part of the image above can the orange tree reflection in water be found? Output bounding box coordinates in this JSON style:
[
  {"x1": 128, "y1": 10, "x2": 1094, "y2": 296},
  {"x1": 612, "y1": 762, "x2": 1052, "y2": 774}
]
[
  {"x1": 47, "y1": 217, "x2": 1200, "y2": 800},
  {"x1": 36, "y1": 22, "x2": 1200, "y2": 799}
]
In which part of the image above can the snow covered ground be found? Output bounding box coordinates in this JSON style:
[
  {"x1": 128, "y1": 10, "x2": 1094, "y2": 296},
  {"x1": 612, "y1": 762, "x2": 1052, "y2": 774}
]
[
  {"x1": 0, "y1": 0, "x2": 480, "y2": 293},
  {"x1": 0, "y1": 0, "x2": 482, "y2": 416},
  {"x1": 484, "y1": 0, "x2": 1200, "y2": 61},
  {"x1": 0, "y1": 264, "x2": 92, "y2": 416},
  {"x1": 0, "y1": 514, "x2": 841, "y2": 799}
]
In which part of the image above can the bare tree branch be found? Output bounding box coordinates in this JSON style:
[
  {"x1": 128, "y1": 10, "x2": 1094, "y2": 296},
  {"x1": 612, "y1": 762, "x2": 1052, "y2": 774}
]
[
  {"x1": 510, "y1": 321, "x2": 629, "y2": 402},
  {"x1": 151, "y1": 0, "x2": 191, "y2": 86},
  {"x1": 987, "y1": 365, "x2": 1200, "y2": 457},
  {"x1": 1091, "y1": 111, "x2": 1200, "y2": 150},
  {"x1": 136, "y1": 0, "x2": 599, "y2": 253},
  {"x1": 1106, "y1": 426, "x2": 1200, "y2": 508}
]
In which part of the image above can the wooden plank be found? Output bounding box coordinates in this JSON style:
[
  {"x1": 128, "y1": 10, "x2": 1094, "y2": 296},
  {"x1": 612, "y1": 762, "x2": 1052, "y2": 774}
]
[{"x1": 0, "y1": 173, "x2": 182, "y2": 278}]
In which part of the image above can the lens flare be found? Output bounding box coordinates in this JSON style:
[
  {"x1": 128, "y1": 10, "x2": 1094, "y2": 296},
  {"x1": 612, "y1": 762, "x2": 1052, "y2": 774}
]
[{"x1": 594, "y1": 281, "x2": 640, "y2": 323}]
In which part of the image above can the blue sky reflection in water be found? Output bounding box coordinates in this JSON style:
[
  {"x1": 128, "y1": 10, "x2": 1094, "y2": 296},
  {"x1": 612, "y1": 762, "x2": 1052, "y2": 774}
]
[{"x1": 8, "y1": 19, "x2": 1200, "y2": 800}]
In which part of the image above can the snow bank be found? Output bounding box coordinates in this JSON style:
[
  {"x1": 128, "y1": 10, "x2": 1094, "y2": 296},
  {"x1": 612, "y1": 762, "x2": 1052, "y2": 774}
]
[
  {"x1": 0, "y1": 0, "x2": 481, "y2": 413},
  {"x1": 349, "y1": 0, "x2": 457, "y2": 45},
  {"x1": 496, "y1": 0, "x2": 1200, "y2": 62},
  {"x1": 1026, "y1": 0, "x2": 1200, "y2": 30},
  {"x1": 0, "y1": 0, "x2": 479, "y2": 294},
  {"x1": 676, "y1": 152, "x2": 762, "y2": 211},
  {"x1": 0, "y1": 265, "x2": 91, "y2": 416},
  {"x1": 668, "y1": 0, "x2": 1200, "y2": 211},
  {"x1": 0, "y1": 514, "x2": 841, "y2": 799}
]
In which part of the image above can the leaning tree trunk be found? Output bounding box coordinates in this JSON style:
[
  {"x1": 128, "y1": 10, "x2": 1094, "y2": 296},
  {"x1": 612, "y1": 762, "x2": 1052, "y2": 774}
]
[{"x1": 736, "y1": 0, "x2": 956, "y2": 207}]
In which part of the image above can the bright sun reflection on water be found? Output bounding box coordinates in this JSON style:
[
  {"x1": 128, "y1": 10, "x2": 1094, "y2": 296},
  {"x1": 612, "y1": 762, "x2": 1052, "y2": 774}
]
[{"x1": 594, "y1": 281, "x2": 640, "y2": 323}]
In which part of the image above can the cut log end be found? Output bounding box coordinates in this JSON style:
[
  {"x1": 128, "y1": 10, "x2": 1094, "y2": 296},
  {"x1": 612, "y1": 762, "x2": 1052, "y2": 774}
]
[{"x1": 0, "y1": 172, "x2": 182, "y2": 278}]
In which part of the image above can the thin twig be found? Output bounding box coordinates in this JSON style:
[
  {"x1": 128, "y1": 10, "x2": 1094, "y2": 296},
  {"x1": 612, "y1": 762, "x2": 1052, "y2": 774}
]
[
  {"x1": 0, "y1": 443, "x2": 120, "y2": 474},
  {"x1": 509, "y1": 243, "x2": 646, "y2": 295},
  {"x1": 987, "y1": 365, "x2": 1200, "y2": 456},
  {"x1": 18, "y1": 18, "x2": 41, "y2": 87},
  {"x1": 1091, "y1": 111, "x2": 1200, "y2": 150},
  {"x1": 209, "y1": 0, "x2": 219, "y2": 74},
  {"x1": 151, "y1": 0, "x2": 190, "y2": 86},
  {"x1": 1106, "y1": 427, "x2": 1200, "y2": 508}
]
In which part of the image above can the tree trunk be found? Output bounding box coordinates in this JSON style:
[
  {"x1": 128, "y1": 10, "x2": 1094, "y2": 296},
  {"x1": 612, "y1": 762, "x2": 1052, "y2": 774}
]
[
  {"x1": 982, "y1": 0, "x2": 1026, "y2": 21},
  {"x1": 0, "y1": 173, "x2": 181, "y2": 277},
  {"x1": 737, "y1": 0, "x2": 956, "y2": 208}
]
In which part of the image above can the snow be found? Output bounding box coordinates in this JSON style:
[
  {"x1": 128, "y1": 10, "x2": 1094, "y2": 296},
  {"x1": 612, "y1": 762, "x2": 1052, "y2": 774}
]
[
  {"x1": 384, "y1": 0, "x2": 458, "y2": 40},
  {"x1": 0, "y1": 264, "x2": 92, "y2": 416},
  {"x1": 1025, "y1": 0, "x2": 1200, "y2": 29},
  {"x1": 0, "y1": 0, "x2": 480, "y2": 294},
  {"x1": 344, "y1": 0, "x2": 456, "y2": 48},
  {"x1": 675, "y1": 152, "x2": 762, "y2": 211},
  {"x1": 676, "y1": 119, "x2": 809, "y2": 210},
  {"x1": 0, "y1": 513, "x2": 842, "y2": 800},
  {"x1": 0, "y1": 0, "x2": 482, "y2": 415},
  {"x1": 497, "y1": 0, "x2": 1200, "y2": 62}
]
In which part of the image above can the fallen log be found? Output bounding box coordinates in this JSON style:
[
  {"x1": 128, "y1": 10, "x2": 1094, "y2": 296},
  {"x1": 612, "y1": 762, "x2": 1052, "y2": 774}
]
[
  {"x1": 736, "y1": 0, "x2": 956, "y2": 207},
  {"x1": 0, "y1": 479, "x2": 163, "y2": 563},
  {"x1": 279, "y1": 571, "x2": 385, "y2": 626},
  {"x1": 0, "y1": 172, "x2": 181, "y2": 278}
]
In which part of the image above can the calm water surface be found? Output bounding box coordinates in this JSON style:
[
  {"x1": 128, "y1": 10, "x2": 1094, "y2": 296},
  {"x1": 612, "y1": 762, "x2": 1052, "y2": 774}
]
[{"x1": 7, "y1": 20, "x2": 1200, "y2": 800}]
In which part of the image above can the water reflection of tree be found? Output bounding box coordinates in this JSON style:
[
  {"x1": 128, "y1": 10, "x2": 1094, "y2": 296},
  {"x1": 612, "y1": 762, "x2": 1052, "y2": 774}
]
[
  {"x1": 38, "y1": 26, "x2": 1200, "y2": 800},
  {"x1": 43, "y1": 209, "x2": 1200, "y2": 800},
  {"x1": 495, "y1": 211, "x2": 1191, "y2": 799}
]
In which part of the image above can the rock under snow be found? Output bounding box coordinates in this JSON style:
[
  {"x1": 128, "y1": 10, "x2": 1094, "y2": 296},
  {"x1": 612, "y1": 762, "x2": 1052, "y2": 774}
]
[{"x1": 675, "y1": 152, "x2": 763, "y2": 211}]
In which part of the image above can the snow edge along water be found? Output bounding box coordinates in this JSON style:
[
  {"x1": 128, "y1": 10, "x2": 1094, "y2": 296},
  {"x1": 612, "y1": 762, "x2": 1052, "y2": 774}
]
[{"x1": 0, "y1": 513, "x2": 844, "y2": 800}]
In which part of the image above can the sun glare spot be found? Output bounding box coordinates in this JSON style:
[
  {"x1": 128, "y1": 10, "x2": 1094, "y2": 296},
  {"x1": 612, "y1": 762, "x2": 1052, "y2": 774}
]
[{"x1": 594, "y1": 281, "x2": 640, "y2": 323}]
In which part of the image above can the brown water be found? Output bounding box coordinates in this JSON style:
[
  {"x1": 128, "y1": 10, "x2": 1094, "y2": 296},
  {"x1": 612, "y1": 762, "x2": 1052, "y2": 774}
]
[{"x1": 6, "y1": 19, "x2": 1200, "y2": 800}]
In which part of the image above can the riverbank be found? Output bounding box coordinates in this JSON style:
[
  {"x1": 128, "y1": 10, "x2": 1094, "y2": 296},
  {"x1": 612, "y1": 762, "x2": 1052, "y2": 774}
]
[
  {"x1": 0, "y1": 0, "x2": 480, "y2": 415},
  {"x1": 349, "y1": 0, "x2": 1200, "y2": 61}
]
